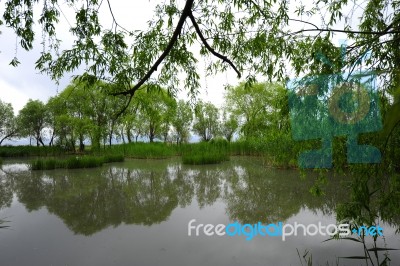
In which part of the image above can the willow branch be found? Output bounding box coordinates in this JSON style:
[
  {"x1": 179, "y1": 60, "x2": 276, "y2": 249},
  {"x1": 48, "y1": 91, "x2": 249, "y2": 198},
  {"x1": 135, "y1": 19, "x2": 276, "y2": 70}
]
[
  {"x1": 112, "y1": 0, "x2": 195, "y2": 97},
  {"x1": 106, "y1": 0, "x2": 131, "y2": 34},
  {"x1": 188, "y1": 12, "x2": 241, "y2": 78}
]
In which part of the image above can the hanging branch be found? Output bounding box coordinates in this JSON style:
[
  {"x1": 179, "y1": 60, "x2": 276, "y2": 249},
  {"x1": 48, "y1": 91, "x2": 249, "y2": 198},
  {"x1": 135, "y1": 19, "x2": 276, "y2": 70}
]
[
  {"x1": 188, "y1": 12, "x2": 241, "y2": 78},
  {"x1": 112, "y1": 0, "x2": 195, "y2": 97},
  {"x1": 112, "y1": 0, "x2": 241, "y2": 117}
]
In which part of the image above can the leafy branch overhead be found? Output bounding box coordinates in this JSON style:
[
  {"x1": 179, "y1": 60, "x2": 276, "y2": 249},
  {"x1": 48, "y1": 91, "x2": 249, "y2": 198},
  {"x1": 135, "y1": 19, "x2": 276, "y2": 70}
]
[{"x1": 2, "y1": 0, "x2": 400, "y2": 102}]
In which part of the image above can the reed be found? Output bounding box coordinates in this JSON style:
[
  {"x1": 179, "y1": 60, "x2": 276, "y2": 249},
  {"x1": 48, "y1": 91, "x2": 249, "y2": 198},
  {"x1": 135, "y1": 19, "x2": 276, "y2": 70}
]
[
  {"x1": 180, "y1": 140, "x2": 230, "y2": 165},
  {"x1": 30, "y1": 155, "x2": 124, "y2": 170},
  {"x1": 104, "y1": 142, "x2": 176, "y2": 159},
  {"x1": 0, "y1": 145, "x2": 64, "y2": 157}
]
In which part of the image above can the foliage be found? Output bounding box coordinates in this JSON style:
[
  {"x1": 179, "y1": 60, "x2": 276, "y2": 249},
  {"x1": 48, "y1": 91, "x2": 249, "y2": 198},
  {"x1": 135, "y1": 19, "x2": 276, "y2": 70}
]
[
  {"x1": 0, "y1": 145, "x2": 64, "y2": 157},
  {"x1": 225, "y1": 82, "x2": 289, "y2": 138},
  {"x1": 47, "y1": 80, "x2": 126, "y2": 151},
  {"x1": 17, "y1": 99, "x2": 47, "y2": 146},
  {"x1": 102, "y1": 154, "x2": 124, "y2": 163},
  {"x1": 171, "y1": 100, "x2": 193, "y2": 144},
  {"x1": 192, "y1": 101, "x2": 219, "y2": 142},
  {"x1": 2, "y1": 0, "x2": 400, "y2": 104},
  {"x1": 219, "y1": 110, "x2": 239, "y2": 142},
  {"x1": 181, "y1": 141, "x2": 229, "y2": 165},
  {"x1": 0, "y1": 99, "x2": 18, "y2": 145},
  {"x1": 132, "y1": 88, "x2": 177, "y2": 143},
  {"x1": 30, "y1": 155, "x2": 124, "y2": 170},
  {"x1": 103, "y1": 142, "x2": 176, "y2": 159}
]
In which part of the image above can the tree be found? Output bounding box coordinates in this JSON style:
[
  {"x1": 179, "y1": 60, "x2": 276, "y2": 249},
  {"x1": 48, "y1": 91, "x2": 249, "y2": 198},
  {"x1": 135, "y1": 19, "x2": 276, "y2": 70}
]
[
  {"x1": 52, "y1": 82, "x2": 93, "y2": 151},
  {"x1": 122, "y1": 108, "x2": 147, "y2": 143},
  {"x1": 171, "y1": 100, "x2": 193, "y2": 144},
  {"x1": 193, "y1": 101, "x2": 219, "y2": 142},
  {"x1": 0, "y1": 99, "x2": 17, "y2": 145},
  {"x1": 225, "y1": 82, "x2": 286, "y2": 138},
  {"x1": 17, "y1": 99, "x2": 47, "y2": 146},
  {"x1": 103, "y1": 93, "x2": 126, "y2": 147},
  {"x1": 133, "y1": 88, "x2": 177, "y2": 143},
  {"x1": 220, "y1": 110, "x2": 239, "y2": 142},
  {"x1": 45, "y1": 96, "x2": 61, "y2": 146}
]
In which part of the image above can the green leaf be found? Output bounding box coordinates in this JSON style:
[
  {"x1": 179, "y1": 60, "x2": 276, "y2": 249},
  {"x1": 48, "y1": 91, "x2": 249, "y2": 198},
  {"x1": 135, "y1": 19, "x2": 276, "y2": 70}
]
[
  {"x1": 9, "y1": 57, "x2": 20, "y2": 67},
  {"x1": 381, "y1": 101, "x2": 400, "y2": 139}
]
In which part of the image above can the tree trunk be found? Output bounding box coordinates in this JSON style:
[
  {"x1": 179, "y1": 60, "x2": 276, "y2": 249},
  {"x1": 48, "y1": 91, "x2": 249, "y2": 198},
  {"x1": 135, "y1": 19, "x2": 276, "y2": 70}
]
[
  {"x1": 49, "y1": 132, "x2": 55, "y2": 146},
  {"x1": 79, "y1": 135, "x2": 85, "y2": 152},
  {"x1": 126, "y1": 128, "x2": 132, "y2": 143},
  {"x1": 109, "y1": 121, "x2": 115, "y2": 147},
  {"x1": 91, "y1": 129, "x2": 101, "y2": 151},
  {"x1": 149, "y1": 125, "x2": 155, "y2": 143},
  {"x1": 39, "y1": 137, "x2": 45, "y2": 146}
]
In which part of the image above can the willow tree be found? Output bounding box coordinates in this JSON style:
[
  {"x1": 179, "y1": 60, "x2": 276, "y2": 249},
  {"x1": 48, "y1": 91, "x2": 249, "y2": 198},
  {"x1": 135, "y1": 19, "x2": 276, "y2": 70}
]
[
  {"x1": 193, "y1": 101, "x2": 219, "y2": 142},
  {"x1": 17, "y1": 99, "x2": 48, "y2": 146},
  {"x1": 0, "y1": 99, "x2": 17, "y2": 146}
]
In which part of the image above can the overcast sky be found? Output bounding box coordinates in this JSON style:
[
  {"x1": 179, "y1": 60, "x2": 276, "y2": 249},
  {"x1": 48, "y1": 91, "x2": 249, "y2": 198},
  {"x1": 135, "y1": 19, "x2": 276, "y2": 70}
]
[{"x1": 0, "y1": 0, "x2": 240, "y2": 115}]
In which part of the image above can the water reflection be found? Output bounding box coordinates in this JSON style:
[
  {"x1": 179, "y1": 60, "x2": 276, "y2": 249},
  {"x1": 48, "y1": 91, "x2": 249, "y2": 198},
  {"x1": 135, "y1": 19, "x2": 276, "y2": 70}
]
[
  {"x1": 0, "y1": 170, "x2": 13, "y2": 210},
  {"x1": 223, "y1": 165, "x2": 347, "y2": 223},
  {"x1": 0, "y1": 158, "x2": 399, "y2": 265},
  {"x1": 1, "y1": 158, "x2": 350, "y2": 236}
]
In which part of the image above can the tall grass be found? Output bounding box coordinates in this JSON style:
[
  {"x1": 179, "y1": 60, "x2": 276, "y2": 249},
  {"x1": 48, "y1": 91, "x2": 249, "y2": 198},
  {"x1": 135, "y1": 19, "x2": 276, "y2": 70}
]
[
  {"x1": 103, "y1": 142, "x2": 176, "y2": 159},
  {"x1": 180, "y1": 139, "x2": 230, "y2": 165},
  {"x1": 0, "y1": 145, "x2": 64, "y2": 157},
  {"x1": 30, "y1": 155, "x2": 124, "y2": 170},
  {"x1": 102, "y1": 154, "x2": 125, "y2": 163},
  {"x1": 229, "y1": 139, "x2": 265, "y2": 156}
]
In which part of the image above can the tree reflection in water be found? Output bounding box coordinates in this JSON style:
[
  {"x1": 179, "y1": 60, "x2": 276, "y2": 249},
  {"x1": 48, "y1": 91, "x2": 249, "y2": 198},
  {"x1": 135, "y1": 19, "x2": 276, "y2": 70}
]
[{"x1": 1, "y1": 158, "x2": 399, "y2": 240}]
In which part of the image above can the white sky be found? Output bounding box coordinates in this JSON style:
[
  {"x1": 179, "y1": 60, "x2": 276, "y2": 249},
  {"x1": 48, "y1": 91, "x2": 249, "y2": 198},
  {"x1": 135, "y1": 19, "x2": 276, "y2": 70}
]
[{"x1": 0, "y1": 0, "x2": 240, "y2": 115}]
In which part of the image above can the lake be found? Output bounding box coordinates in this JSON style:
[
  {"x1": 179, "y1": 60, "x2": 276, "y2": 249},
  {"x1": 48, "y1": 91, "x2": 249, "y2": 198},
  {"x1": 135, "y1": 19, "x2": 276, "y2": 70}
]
[{"x1": 0, "y1": 157, "x2": 399, "y2": 265}]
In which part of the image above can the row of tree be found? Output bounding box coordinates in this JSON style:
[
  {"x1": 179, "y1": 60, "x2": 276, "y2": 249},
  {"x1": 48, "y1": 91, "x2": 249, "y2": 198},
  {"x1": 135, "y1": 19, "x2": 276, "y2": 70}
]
[{"x1": 0, "y1": 81, "x2": 287, "y2": 151}]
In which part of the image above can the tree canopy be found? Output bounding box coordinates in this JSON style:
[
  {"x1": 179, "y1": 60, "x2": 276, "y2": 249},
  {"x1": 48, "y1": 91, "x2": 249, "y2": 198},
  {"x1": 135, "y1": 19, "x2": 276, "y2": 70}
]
[
  {"x1": 0, "y1": 99, "x2": 17, "y2": 145},
  {"x1": 1, "y1": 0, "x2": 399, "y2": 97}
]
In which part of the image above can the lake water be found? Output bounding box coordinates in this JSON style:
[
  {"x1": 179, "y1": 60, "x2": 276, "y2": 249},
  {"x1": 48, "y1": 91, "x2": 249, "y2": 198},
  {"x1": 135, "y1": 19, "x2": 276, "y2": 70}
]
[{"x1": 0, "y1": 157, "x2": 399, "y2": 265}]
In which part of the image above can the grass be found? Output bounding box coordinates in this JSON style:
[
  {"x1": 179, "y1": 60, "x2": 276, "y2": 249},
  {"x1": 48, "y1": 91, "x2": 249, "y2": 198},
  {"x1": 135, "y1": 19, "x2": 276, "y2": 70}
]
[
  {"x1": 3, "y1": 136, "x2": 302, "y2": 168},
  {"x1": 180, "y1": 139, "x2": 230, "y2": 165},
  {"x1": 30, "y1": 155, "x2": 124, "y2": 170},
  {"x1": 102, "y1": 142, "x2": 176, "y2": 159},
  {"x1": 102, "y1": 154, "x2": 125, "y2": 163},
  {"x1": 0, "y1": 145, "x2": 64, "y2": 157},
  {"x1": 229, "y1": 139, "x2": 265, "y2": 156}
]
